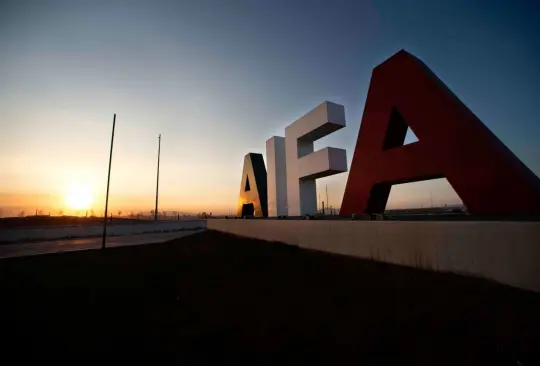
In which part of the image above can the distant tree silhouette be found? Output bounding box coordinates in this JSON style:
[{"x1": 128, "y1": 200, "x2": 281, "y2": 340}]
[
  {"x1": 118, "y1": 210, "x2": 122, "y2": 217},
  {"x1": 18, "y1": 210, "x2": 25, "y2": 217},
  {"x1": 90, "y1": 209, "x2": 95, "y2": 217},
  {"x1": 58, "y1": 210, "x2": 63, "y2": 216}
]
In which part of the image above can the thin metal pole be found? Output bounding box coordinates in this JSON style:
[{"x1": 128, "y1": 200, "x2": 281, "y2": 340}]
[
  {"x1": 154, "y1": 134, "x2": 161, "y2": 221},
  {"x1": 325, "y1": 185, "x2": 329, "y2": 211},
  {"x1": 102, "y1": 114, "x2": 116, "y2": 250}
]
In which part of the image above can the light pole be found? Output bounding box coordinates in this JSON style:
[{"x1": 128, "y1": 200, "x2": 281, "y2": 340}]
[
  {"x1": 325, "y1": 184, "x2": 329, "y2": 211},
  {"x1": 154, "y1": 134, "x2": 161, "y2": 221},
  {"x1": 102, "y1": 113, "x2": 116, "y2": 250}
]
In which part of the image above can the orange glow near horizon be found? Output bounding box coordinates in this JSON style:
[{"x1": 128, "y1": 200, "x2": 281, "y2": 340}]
[{"x1": 65, "y1": 183, "x2": 94, "y2": 211}]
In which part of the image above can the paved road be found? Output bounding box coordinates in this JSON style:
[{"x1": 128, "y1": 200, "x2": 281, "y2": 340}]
[{"x1": 0, "y1": 230, "x2": 205, "y2": 259}]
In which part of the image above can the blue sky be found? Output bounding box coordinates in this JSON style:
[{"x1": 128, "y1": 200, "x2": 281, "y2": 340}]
[{"x1": 1, "y1": 0, "x2": 539, "y2": 214}]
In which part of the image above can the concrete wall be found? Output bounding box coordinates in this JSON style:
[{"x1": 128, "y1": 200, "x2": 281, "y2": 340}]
[
  {"x1": 207, "y1": 219, "x2": 540, "y2": 293},
  {"x1": 1, "y1": 220, "x2": 206, "y2": 243}
]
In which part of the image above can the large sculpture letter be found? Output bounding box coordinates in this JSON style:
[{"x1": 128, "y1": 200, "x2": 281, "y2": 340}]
[
  {"x1": 237, "y1": 153, "x2": 268, "y2": 217},
  {"x1": 341, "y1": 50, "x2": 540, "y2": 216},
  {"x1": 284, "y1": 101, "x2": 347, "y2": 216},
  {"x1": 266, "y1": 136, "x2": 287, "y2": 217}
]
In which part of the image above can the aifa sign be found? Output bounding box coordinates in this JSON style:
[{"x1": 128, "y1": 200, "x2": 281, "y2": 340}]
[{"x1": 238, "y1": 50, "x2": 540, "y2": 217}]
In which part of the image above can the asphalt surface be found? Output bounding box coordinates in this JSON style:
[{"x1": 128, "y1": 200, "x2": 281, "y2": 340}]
[{"x1": 0, "y1": 229, "x2": 205, "y2": 259}]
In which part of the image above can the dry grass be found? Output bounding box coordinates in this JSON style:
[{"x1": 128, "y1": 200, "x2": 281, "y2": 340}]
[{"x1": 1, "y1": 230, "x2": 539, "y2": 365}]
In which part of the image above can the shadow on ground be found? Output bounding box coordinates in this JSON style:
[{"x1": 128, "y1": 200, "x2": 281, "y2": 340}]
[{"x1": 1, "y1": 230, "x2": 539, "y2": 365}]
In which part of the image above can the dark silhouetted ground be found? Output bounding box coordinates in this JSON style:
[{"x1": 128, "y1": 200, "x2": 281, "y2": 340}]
[{"x1": 0, "y1": 230, "x2": 539, "y2": 365}]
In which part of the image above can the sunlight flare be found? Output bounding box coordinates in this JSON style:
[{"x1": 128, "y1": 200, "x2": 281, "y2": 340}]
[{"x1": 65, "y1": 183, "x2": 94, "y2": 210}]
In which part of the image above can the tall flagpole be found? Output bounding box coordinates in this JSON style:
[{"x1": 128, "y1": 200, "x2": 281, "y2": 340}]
[
  {"x1": 154, "y1": 134, "x2": 161, "y2": 221},
  {"x1": 102, "y1": 114, "x2": 116, "y2": 250}
]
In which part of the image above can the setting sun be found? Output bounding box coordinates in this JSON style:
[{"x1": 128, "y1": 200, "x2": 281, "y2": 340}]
[{"x1": 65, "y1": 184, "x2": 94, "y2": 210}]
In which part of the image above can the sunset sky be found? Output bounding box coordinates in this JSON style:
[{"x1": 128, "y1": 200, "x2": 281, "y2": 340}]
[{"x1": 1, "y1": 0, "x2": 539, "y2": 216}]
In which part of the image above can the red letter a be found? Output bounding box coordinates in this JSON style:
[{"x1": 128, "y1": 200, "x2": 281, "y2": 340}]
[{"x1": 340, "y1": 50, "x2": 540, "y2": 216}]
